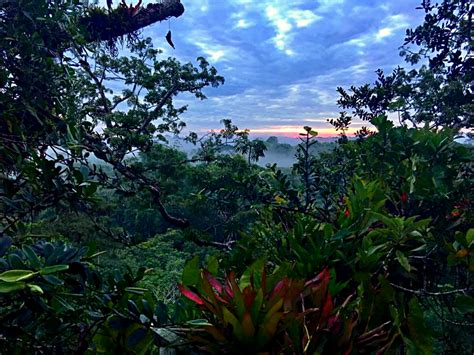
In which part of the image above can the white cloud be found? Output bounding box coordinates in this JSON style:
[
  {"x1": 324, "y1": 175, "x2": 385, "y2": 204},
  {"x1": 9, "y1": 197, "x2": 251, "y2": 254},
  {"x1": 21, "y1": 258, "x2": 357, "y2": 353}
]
[
  {"x1": 235, "y1": 18, "x2": 254, "y2": 28},
  {"x1": 375, "y1": 14, "x2": 409, "y2": 41},
  {"x1": 185, "y1": 30, "x2": 240, "y2": 63},
  {"x1": 375, "y1": 27, "x2": 393, "y2": 40},
  {"x1": 344, "y1": 13, "x2": 410, "y2": 48},
  {"x1": 288, "y1": 9, "x2": 323, "y2": 28},
  {"x1": 263, "y1": 3, "x2": 321, "y2": 54}
]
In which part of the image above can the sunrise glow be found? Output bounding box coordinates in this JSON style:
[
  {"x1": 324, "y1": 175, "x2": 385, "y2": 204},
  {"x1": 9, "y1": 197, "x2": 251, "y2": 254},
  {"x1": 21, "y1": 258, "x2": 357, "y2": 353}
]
[{"x1": 245, "y1": 125, "x2": 362, "y2": 138}]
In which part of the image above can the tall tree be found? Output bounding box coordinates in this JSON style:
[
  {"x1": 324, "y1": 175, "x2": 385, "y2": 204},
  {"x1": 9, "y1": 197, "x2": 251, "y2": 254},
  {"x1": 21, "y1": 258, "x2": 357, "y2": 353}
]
[{"x1": 0, "y1": 0, "x2": 222, "y2": 236}]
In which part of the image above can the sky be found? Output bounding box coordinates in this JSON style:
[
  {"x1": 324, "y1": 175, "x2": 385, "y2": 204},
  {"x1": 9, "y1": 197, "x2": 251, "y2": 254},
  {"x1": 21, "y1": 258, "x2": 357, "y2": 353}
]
[{"x1": 101, "y1": 0, "x2": 426, "y2": 138}]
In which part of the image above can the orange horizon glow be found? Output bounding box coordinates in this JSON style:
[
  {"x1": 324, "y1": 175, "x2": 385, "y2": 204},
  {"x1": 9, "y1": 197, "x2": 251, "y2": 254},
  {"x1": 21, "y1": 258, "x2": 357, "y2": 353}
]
[{"x1": 204, "y1": 125, "x2": 365, "y2": 138}]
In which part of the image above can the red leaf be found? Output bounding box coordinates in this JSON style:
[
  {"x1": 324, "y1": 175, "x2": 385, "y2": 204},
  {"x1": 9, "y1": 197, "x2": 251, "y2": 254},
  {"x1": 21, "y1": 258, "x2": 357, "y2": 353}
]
[
  {"x1": 271, "y1": 278, "x2": 288, "y2": 298},
  {"x1": 321, "y1": 293, "x2": 333, "y2": 321},
  {"x1": 178, "y1": 284, "x2": 204, "y2": 305},
  {"x1": 243, "y1": 286, "x2": 256, "y2": 308},
  {"x1": 224, "y1": 272, "x2": 235, "y2": 298},
  {"x1": 203, "y1": 270, "x2": 223, "y2": 294},
  {"x1": 305, "y1": 268, "x2": 330, "y2": 288}
]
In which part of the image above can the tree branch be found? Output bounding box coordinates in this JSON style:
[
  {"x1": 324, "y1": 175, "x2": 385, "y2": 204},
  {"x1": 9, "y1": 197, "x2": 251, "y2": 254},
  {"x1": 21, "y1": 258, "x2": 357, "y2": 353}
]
[
  {"x1": 390, "y1": 283, "x2": 472, "y2": 296},
  {"x1": 79, "y1": 1, "x2": 185, "y2": 43}
]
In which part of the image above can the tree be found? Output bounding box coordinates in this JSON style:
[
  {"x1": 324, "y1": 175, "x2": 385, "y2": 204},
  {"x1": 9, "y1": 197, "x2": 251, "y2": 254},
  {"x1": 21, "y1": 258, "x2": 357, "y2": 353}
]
[
  {"x1": 0, "y1": 1, "x2": 225, "y2": 351},
  {"x1": 0, "y1": 0, "x2": 223, "y2": 236},
  {"x1": 336, "y1": 0, "x2": 473, "y2": 129}
]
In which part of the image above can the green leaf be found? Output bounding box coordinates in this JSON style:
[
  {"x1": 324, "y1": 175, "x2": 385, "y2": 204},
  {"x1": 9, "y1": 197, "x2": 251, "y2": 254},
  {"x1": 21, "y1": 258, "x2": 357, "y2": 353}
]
[
  {"x1": 182, "y1": 256, "x2": 200, "y2": 286},
  {"x1": 396, "y1": 250, "x2": 411, "y2": 272},
  {"x1": 454, "y1": 295, "x2": 474, "y2": 314},
  {"x1": 27, "y1": 284, "x2": 43, "y2": 294},
  {"x1": 0, "y1": 281, "x2": 25, "y2": 293},
  {"x1": 466, "y1": 229, "x2": 474, "y2": 247},
  {"x1": 205, "y1": 256, "x2": 219, "y2": 275},
  {"x1": 39, "y1": 264, "x2": 69, "y2": 275},
  {"x1": 407, "y1": 297, "x2": 433, "y2": 354},
  {"x1": 43, "y1": 275, "x2": 64, "y2": 286},
  {"x1": 125, "y1": 287, "x2": 148, "y2": 295},
  {"x1": 22, "y1": 245, "x2": 41, "y2": 268},
  {"x1": 0, "y1": 269, "x2": 36, "y2": 282},
  {"x1": 223, "y1": 307, "x2": 245, "y2": 342},
  {"x1": 250, "y1": 288, "x2": 263, "y2": 323},
  {"x1": 257, "y1": 312, "x2": 282, "y2": 348},
  {"x1": 240, "y1": 258, "x2": 265, "y2": 289}
]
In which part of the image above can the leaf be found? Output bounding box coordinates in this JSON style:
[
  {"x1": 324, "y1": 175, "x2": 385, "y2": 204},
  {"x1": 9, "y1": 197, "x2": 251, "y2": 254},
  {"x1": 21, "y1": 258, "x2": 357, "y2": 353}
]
[
  {"x1": 178, "y1": 284, "x2": 204, "y2": 305},
  {"x1": 240, "y1": 258, "x2": 265, "y2": 289},
  {"x1": 396, "y1": 250, "x2": 411, "y2": 272},
  {"x1": 250, "y1": 288, "x2": 263, "y2": 323},
  {"x1": 203, "y1": 270, "x2": 223, "y2": 294},
  {"x1": 454, "y1": 295, "x2": 474, "y2": 314},
  {"x1": 241, "y1": 311, "x2": 256, "y2": 338},
  {"x1": 22, "y1": 245, "x2": 41, "y2": 268},
  {"x1": 127, "y1": 326, "x2": 148, "y2": 348},
  {"x1": 407, "y1": 297, "x2": 433, "y2": 354},
  {"x1": 0, "y1": 236, "x2": 12, "y2": 257},
  {"x1": 0, "y1": 269, "x2": 36, "y2": 282},
  {"x1": 205, "y1": 256, "x2": 219, "y2": 275},
  {"x1": 39, "y1": 264, "x2": 69, "y2": 275},
  {"x1": 455, "y1": 249, "x2": 469, "y2": 258},
  {"x1": 222, "y1": 307, "x2": 245, "y2": 342},
  {"x1": 27, "y1": 284, "x2": 43, "y2": 294},
  {"x1": 257, "y1": 312, "x2": 282, "y2": 348},
  {"x1": 0, "y1": 281, "x2": 25, "y2": 293},
  {"x1": 182, "y1": 256, "x2": 200, "y2": 286},
  {"x1": 466, "y1": 229, "x2": 474, "y2": 247},
  {"x1": 43, "y1": 275, "x2": 64, "y2": 286},
  {"x1": 125, "y1": 287, "x2": 148, "y2": 295}
]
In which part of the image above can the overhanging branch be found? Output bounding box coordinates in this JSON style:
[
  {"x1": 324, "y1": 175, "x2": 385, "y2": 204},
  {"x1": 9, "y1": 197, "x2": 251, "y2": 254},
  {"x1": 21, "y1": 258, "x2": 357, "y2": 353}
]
[{"x1": 79, "y1": 1, "x2": 185, "y2": 43}]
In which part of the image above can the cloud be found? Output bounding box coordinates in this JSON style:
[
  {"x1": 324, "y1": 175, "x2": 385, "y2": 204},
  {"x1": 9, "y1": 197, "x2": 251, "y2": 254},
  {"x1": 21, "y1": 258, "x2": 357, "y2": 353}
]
[
  {"x1": 93, "y1": 0, "x2": 425, "y2": 136},
  {"x1": 375, "y1": 14, "x2": 409, "y2": 41},
  {"x1": 263, "y1": 4, "x2": 322, "y2": 54}
]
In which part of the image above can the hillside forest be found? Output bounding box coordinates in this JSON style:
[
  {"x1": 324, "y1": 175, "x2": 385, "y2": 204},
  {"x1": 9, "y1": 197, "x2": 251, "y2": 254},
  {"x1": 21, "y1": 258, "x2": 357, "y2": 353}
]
[{"x1": 0, "y1": 0, "x2": 473, "y2": 353}]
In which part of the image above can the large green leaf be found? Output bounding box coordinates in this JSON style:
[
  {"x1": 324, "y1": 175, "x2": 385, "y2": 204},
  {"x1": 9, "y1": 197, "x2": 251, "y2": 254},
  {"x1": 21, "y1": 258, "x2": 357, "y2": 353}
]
[
  {"x1": 182, "y1": 256, "x2": 200, "y2": 286},
  {"x1": 0, "y1": 269, "x2": 36, "y2": 282},
  {"x1": 0, "y1": 280, "x2": 25, "y2": 293}
]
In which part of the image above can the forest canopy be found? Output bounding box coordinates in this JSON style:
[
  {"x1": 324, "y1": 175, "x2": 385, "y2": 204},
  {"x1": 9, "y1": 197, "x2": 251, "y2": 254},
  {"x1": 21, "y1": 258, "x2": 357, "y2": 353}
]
[{"x1": 0, "y1": 0, "x2": 473, "y2": 353}]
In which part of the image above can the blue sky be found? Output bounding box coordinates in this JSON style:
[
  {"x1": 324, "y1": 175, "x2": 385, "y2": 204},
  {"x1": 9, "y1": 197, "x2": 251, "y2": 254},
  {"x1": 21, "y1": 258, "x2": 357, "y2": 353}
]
[{"x1": 103, "y1": 0, "x2": 425, "y2": 137}]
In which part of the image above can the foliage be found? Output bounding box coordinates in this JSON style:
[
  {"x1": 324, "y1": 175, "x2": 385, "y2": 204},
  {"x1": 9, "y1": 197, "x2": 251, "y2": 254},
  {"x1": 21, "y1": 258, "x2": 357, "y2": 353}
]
[
  {"x1": 178, "y1": 260, "x2": 356, "y2": 354},
  {"x1": 0, "y1": 236, "x2": 174, "y2": 353},
  {"x1": 0, "y1": 0, "x2": 473, "y2": 353},
  {"x1": 0, "y1": 0, "x2": 223, "y2": 237},
  {"x1": 99, "y1": 230, "x2": 215, "y2": 305}
]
